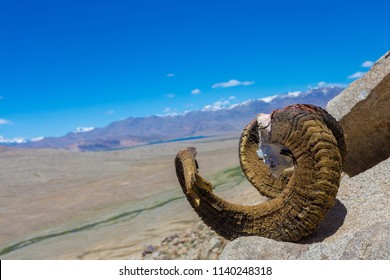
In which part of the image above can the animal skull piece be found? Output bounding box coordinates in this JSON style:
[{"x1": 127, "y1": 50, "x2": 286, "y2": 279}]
[{"x1": 256, "y1": 113, "x2": 295, "y2": 178}]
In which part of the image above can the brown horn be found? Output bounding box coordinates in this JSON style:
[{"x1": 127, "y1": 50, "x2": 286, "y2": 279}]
[{"x1": 175, "y1": 104, "x2": 344, "y2": 241}]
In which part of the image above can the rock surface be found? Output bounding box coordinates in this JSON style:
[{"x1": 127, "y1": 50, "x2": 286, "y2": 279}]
[
  {"x1": 221, "y1": 157, "x2": 390, "y2": 260},
  {"x1": 142, "y1": 222, "x2": 227, "y2": 260},
  {"x1": 326, "y1": 51, "x2": 390, "y2": 176}
]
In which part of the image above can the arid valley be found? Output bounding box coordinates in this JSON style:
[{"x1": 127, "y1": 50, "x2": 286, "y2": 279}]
[{"x1": 0, "y1": 134, "x2": 265, "y2": 259}]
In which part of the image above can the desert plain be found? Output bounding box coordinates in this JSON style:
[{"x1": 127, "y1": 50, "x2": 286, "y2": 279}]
[{"x1": 0, "y1": 134, "x2": 265, "y2": 259}]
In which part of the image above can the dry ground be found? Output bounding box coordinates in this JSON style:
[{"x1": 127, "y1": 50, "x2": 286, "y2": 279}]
[{"x1": 0, "y1": 134, "x2": 264, "y2": 259}]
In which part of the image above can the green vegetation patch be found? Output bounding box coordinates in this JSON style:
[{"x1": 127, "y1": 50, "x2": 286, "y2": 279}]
[{"x1": 210, "y1": 165, "x2": 246, "y2": 190}]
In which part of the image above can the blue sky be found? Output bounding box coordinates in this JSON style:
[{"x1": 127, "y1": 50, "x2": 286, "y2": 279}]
[{"x1": 1, "y1": 0, "x2": 389, "y2": 141}]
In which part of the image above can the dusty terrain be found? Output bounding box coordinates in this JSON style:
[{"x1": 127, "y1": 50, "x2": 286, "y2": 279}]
[{"x1": 0, "y1": 133, "x2": 263, "y2": 259}]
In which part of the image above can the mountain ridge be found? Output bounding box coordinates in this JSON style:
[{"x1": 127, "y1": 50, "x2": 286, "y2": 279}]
[{"x1": 13, "y1": 87, "x2": 343, "y2": 151}]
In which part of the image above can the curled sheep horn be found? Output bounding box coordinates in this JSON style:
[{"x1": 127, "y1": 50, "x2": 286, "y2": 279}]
[{"x1": 175, "y1": 104, "x2": 347, "y2": 242}]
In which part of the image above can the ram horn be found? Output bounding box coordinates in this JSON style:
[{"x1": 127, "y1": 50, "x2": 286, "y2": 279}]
[
  {"x1": 175, "y1": 104, "x2": 345, "y2": 241},
  {"x1": 239, "y1": 104, "x2": 347, "y2": 199}
]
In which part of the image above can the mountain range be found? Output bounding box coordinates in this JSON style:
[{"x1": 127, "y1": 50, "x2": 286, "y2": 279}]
[{"x1": 15, "y1": 87, "x2": 343, "y2": 151}]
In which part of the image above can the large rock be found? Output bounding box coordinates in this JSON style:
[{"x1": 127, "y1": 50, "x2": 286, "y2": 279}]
[
  {"x1": 326, "y1": 51, "x2": 390, "y2": 176},
  {"x1": 221, "y1": 157, "x2": 390, "y2": 260},
  {"x1": 221, "y1": 222, "x2": 390, "y2": 260}
]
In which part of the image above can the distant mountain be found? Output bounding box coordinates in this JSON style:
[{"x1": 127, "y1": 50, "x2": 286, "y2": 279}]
[{"x1": 16, "y1": 87, "x2": 343, "y2": 151}]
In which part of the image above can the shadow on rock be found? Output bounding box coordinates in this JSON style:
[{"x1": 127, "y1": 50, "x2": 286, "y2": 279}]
[{"x1": 299, "y1": 199, "x2": 347, "y2": 244}]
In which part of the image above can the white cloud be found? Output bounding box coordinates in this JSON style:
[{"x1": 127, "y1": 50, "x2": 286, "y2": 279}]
[
  {"x1": 348, "y1": 71, "x2": 366, "y2": 79},
  {"x1": 0, "y1": 136, "x2": 27, "y2": 144},
  {"x1": 202, "y1": 100, "x2": 230, "y2": 111},
  {"x1": 228, "y1": 96, "x2": 236, "y2": 100},
  {"x1": 31, "y1": 136, "x2": 44, "y2": 142},
  {"x1": 211, "y1": 79, "x2": 254, "y2": 88},
  {"x1": 260, "y1": 95, "x2": 278, "y2": 103},
  {"x1": 166, "y1": 73, "x2": 175, "y2": 77},
  {"x1": 160, "y1": 107, "x2": 179, "y2": 117},
  {"x1": 317, "y1": 81, "x2": 327, "y2": 87},
  {"x1": 73, "y1": 127, "x2": 95, "y2": 133},
  {"x1": 105, "y1": 110, "x2": 114, "y2": 115},
  {"x1": 0, "y1": 119, "x2": 11, "y2": 125},
  {"x1": 163, "y1": 93, "x2": 175, "y2": 98},
  {"x1": 316, "y1": 81, "x2": 348, "y2": 88},
  {"x1": 191, "y1": 88, "x2": 201, "y2": 95},
  {"x1": 361, "y1": 61, "x2": 374, "y2": 68},
  {"x1": 215, "y1": 100, "x2": 229, "y2": 106}
]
